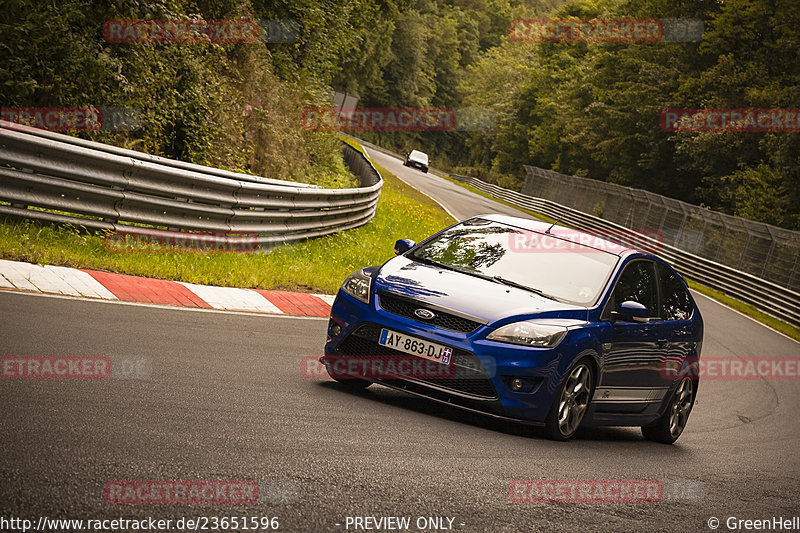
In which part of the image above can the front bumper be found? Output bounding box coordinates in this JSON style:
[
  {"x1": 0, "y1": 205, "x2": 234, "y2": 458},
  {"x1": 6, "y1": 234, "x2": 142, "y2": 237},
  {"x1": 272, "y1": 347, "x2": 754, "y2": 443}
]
[
  {"x1": 406, "y1": 160, "x2": 428, "y2": 171},
  {"x1": 323, "y1": 290, "x2": 568, "y2": 423}
]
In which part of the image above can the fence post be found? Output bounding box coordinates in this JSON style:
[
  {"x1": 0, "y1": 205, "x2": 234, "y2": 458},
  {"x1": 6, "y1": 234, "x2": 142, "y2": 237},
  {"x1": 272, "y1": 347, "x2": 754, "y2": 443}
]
[
  {"x1": 714, "y1": 224, "x2": 728, "y2": 262},
  {"x1": 737, "y1": 232, "x2": 752, "y2": 270},
  {"x1": 788, "y1": 252, "x2": 800, "y2": 290},
  {"x1": 760, "y1": 227, "x2": 778, "y2": 280}
]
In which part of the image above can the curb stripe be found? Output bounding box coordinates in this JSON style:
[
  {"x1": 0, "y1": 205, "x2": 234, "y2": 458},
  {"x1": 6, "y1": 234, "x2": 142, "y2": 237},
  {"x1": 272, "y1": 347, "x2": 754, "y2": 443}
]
[
  {"x1": 0, "y1": 271, "x2": 16, "y2": 289},
  {"x1": 0, "y1": 259, "x2": 335, "y2": 318},
  {"x1": 0, "y1": 260, "x2": 117, "y2": 298},
  {"x1": 0, "y1": 259, "x2": 52, "y2": 292},
  {"x1": 83, "y1": 270, "x2": 212, "y2": 308},
  {"x1": 251, "y1": 290, "x2": 331, "y2": 317},
  {"x1": 313, "y1": 294, "x2": 336, "y2": 307},
  {"x1": 47, "y1": 265, "x2": 118, "y2": 299},
  {"x1": 177, "y1": 282, "x2": 282, "y2": 313}
]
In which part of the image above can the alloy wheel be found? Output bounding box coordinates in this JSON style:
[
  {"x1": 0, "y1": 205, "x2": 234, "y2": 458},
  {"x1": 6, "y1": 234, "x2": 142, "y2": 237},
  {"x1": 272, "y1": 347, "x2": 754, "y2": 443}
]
[
  {"x1": 557, "y1": 363, "x2": 592, "y2": 437},
  {"x1": 668, "y1": 378, "x2": 694, "y2": 438}
]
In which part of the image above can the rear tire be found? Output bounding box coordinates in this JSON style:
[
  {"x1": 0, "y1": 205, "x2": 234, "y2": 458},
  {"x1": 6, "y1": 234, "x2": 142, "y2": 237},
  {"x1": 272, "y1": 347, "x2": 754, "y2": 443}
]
[
  {"x1": 544, "y1": 358, "x2": 594, "y2": 441},
  {"x1": 642, "y1": 377, "x2": 696, "y2": 444}
]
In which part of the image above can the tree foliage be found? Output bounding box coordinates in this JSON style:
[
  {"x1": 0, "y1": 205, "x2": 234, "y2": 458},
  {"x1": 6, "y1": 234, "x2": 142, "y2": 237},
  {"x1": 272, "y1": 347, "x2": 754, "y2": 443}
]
[
  {"x1": 2, "y1": 0, "x2": 797, "y2": 227},
  {"x1": 457, "y1": 0, "x2": 800, "y2": 229}
]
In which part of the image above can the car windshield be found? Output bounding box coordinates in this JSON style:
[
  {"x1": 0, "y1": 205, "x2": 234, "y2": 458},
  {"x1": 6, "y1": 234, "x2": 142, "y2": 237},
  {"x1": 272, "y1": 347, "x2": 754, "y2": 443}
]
[
  {"x1": 410, "y1": 150, "x2": 428, "y2": 163},
  {"x1": 409, "y1": 219, "x2": 619, "y2": 305}
]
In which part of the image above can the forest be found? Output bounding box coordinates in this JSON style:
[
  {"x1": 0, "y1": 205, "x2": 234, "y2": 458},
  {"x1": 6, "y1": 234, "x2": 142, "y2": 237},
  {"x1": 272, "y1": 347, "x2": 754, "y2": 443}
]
[{"x1": 2, "y1": 0, "x2": 797, "y2": 228}]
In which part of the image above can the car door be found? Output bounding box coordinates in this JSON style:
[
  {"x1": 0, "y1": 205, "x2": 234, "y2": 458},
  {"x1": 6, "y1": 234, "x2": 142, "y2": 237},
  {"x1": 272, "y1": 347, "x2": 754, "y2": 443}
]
[
  {"x1": 650, "y1": 262, "x2": 699, "y2": 384},
  {"x1": 594, "y1": 259, "x2": 666, "y2": 412}
]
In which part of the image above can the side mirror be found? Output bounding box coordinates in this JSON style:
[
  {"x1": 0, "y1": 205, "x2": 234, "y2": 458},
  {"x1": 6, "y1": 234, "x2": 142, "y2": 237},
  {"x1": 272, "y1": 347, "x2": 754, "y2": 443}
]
[
  {"x1": 614, "y1": 301, "x2": 650, "y2": 323},
  {"x1": 394, "y1": 238, "x2": 416, "y2": 255}
]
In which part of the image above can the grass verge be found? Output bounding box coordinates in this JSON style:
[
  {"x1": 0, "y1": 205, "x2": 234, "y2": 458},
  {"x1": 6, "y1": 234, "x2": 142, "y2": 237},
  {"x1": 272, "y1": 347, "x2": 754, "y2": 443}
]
[{"x1": 0, "y1": 156, "x2": 455, "y2": 295}]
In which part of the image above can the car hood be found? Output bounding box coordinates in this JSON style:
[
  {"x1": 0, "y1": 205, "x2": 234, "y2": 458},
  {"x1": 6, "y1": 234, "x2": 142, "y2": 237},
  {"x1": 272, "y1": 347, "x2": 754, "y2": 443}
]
[{"x1": 373, "y1": 256, "x2": 587, "y2": 324}]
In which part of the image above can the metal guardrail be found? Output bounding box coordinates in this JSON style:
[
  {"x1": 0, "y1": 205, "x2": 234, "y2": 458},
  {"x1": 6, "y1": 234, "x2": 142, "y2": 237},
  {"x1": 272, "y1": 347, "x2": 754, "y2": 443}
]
[
  {"x1": 449, "y1": 174, "x2": 800, "y2": 329},
  {"x1": 523, "y1": 165, "x2": 800, "y2": 293},
  {"x1": 0, "y1": 121, "x2": 382, "y2": 248}
]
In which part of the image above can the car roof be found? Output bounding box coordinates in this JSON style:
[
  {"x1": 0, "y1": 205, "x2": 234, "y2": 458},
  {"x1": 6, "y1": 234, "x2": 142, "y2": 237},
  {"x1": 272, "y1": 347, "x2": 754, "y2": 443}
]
[{"x1": 474, "y1": 213, "x2": 645, "y2": 257}]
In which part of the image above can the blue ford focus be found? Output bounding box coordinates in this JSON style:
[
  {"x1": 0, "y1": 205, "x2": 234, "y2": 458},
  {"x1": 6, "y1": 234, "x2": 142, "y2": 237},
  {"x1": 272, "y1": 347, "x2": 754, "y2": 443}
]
[{"x1": 322, "y1": 214, "x2": 703, "y2": 443}]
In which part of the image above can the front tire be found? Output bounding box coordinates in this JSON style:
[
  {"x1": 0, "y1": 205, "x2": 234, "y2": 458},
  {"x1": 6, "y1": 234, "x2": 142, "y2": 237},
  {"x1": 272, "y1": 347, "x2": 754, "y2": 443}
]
[
  {"x1": 642, "y1": 377, "x2": 696, "y2": 444},
  {"x1": 544, "y1": 358, "x2": 594, "y2": 441}
]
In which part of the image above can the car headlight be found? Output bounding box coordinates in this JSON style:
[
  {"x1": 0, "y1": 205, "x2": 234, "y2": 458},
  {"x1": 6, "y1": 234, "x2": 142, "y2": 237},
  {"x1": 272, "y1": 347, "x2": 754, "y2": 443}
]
[
  {"x1": 341, "y1": 269, "x2": 372, "y2": 303},
  {"x1": 486, "y1": 321, "x2": 568, "y2": 348}
]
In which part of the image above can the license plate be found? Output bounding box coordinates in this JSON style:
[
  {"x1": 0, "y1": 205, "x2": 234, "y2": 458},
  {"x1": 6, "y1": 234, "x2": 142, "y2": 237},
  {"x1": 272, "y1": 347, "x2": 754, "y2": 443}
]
[{"x1": 378, "y1": 328, "x2": 452, "y2": 365}]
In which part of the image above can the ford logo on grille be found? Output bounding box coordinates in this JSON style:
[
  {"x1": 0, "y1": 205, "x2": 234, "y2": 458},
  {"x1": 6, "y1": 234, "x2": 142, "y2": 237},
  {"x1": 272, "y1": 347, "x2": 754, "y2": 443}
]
[{"x1": 414, "y1": 308, "x2": 436, "y2": 320}]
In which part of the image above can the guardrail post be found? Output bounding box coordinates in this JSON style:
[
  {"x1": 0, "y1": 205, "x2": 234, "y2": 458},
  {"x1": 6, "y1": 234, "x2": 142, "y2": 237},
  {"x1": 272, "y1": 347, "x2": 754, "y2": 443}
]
[{"x1": 788, "y1": 253, "x2": 800, "y2": 290}]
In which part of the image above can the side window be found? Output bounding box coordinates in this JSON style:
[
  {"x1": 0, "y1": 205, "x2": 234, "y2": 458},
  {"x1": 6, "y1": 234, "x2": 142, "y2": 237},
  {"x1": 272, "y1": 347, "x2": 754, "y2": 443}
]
[
  {"x1": 608, "y1": 261, "x2": 659, "y2": 318},
  {"x1": 658, "y1": 263, "x2": 693, "y2": 321}
]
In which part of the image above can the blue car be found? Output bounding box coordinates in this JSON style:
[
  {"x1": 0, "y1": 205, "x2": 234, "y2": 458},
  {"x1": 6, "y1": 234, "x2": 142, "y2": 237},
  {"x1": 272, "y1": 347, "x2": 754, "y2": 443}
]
[{"x1": 322, "y1": 214, "x2": 703, "y2": 443}]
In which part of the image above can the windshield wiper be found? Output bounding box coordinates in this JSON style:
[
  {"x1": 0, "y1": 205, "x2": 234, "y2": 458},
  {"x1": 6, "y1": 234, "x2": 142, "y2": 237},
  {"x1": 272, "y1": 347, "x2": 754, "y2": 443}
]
[
  {"x1": 411, "y1": 255, "x2": 463, "y2": 274},
  {"x1": 412, "y1": 256, "x2": 562, "y2": 302},
  {"x1": 491, "y1": 276, "x2": 561, "y2": 302}
]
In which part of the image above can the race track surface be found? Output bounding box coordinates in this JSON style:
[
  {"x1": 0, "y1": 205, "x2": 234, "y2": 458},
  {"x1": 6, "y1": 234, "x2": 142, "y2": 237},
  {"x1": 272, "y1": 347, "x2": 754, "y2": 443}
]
[{"x1": 1, "y1": 148, "x2": 798, "y2": 532}]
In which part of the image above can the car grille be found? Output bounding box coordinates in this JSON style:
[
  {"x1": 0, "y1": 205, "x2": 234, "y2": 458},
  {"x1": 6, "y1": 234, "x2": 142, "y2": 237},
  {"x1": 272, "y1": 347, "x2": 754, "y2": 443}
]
[
  {"x1": 377, "y1": 291, "x2": 483, "y2": 333},
  {"x1": 334, "y1": 323, "x2": 498, "y2": 400}
]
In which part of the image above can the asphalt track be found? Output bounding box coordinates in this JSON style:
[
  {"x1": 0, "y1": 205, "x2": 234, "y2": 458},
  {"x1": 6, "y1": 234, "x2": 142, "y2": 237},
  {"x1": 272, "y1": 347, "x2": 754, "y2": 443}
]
[{"x1": 1, "y1": 148, "x2": 799, "y2": 532}]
